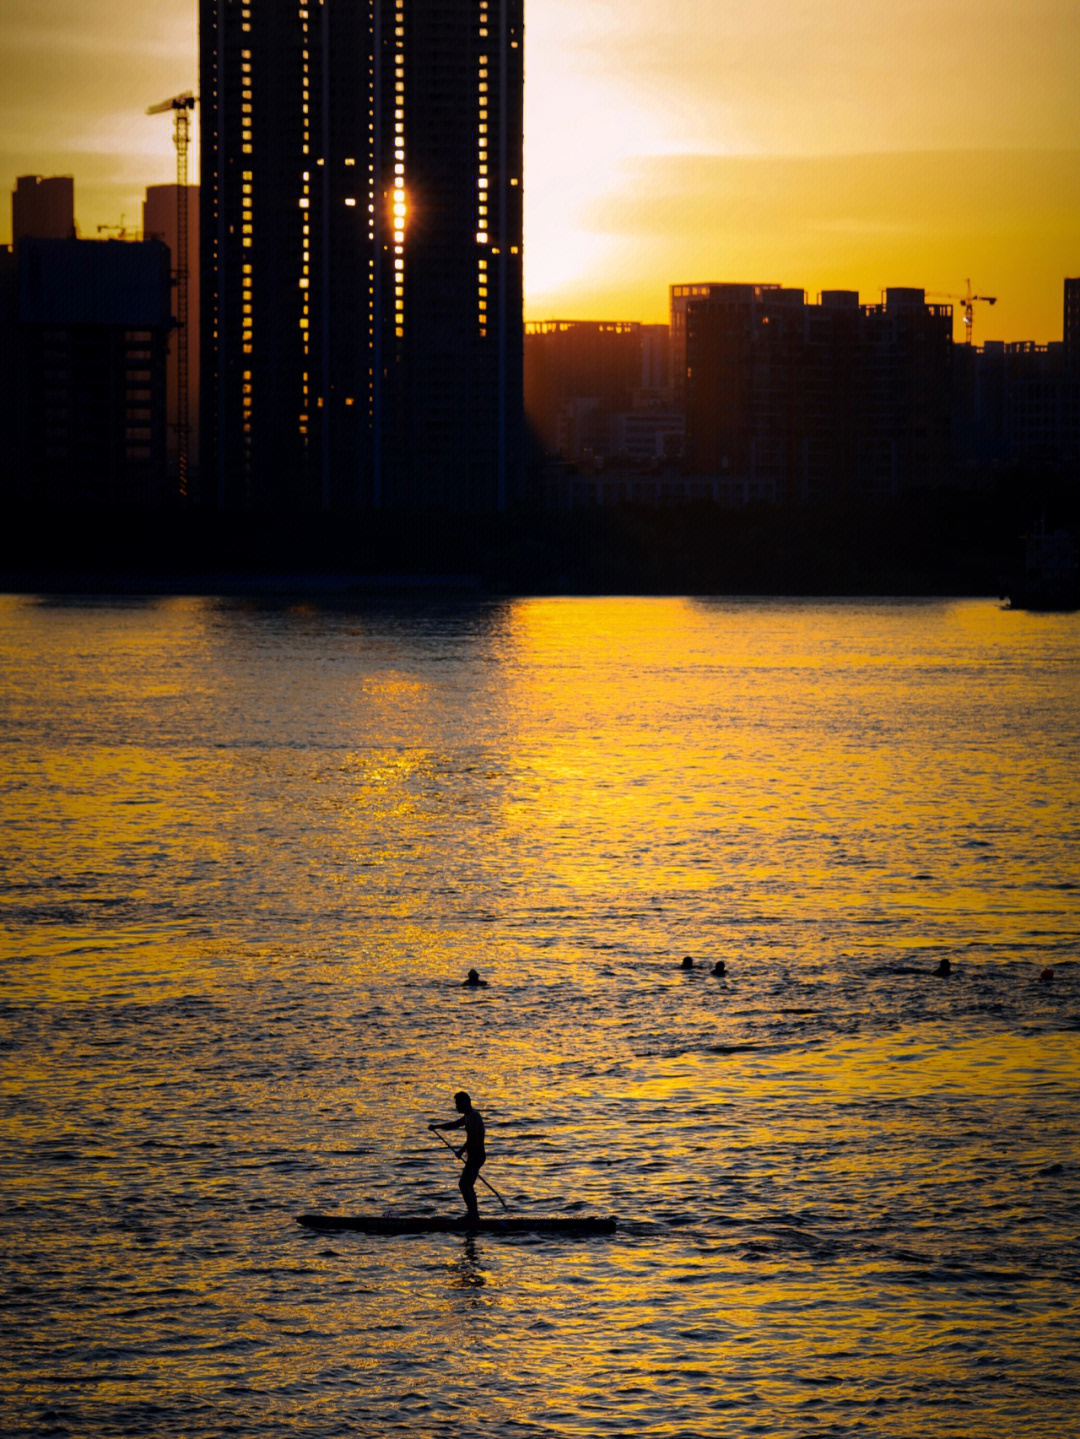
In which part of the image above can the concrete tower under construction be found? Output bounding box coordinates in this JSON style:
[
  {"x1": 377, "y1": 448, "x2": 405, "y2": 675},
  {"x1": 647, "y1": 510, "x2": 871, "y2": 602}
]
[{"x1": 200, "y1": 0, "x2": 524, "y2": 513}]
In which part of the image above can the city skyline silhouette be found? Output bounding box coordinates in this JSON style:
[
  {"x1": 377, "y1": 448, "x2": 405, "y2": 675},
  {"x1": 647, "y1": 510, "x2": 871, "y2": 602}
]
[{"x1": 2, "y1": 0, "x2": 1077, "y2": 344}]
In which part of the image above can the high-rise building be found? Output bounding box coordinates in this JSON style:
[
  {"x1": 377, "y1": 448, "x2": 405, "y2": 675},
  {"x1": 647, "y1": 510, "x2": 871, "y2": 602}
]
[
  {"x1": 670, "y1": 283, "x2": 780, "y2": 411},
  {"x1": 200, "y1": 0, "x2": 524, "y2": 514},
  {"x1": 682, "y1": 284, "x2": 953, "y2": 499},
  {"x1": 144, "y1": 185, "x2": 201, "y2": 490},
  {"x1": 1065, "y1": 277, "x2": 1080, "y2": 372},
  {"x1": 8, "y1": 238, "x2": 171, "y2": 504}
]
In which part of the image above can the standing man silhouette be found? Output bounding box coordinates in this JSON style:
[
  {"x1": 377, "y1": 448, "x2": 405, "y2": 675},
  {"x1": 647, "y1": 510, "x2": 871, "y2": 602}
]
[{"x1": 430, "y1": 1091, "x2": 486, "y2": 1223}]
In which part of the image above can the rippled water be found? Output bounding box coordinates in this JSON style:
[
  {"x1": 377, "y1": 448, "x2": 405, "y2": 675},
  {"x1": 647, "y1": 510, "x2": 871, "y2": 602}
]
[{"x1": 2, "y1": 593, "x2": 1078, "y2": 1437}]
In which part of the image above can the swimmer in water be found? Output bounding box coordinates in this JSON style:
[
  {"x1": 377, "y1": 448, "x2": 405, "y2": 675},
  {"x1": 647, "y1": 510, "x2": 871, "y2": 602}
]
[
  {"x1": 463, "y1": 968, "x2": 487, "y2": 987},
  {"x1": 934, "y1": 958, "x2": 952, "y2": 976},
  {"x1": 680, "y1": 956, "x2": 694, "y2": 970},
  {"x1": 711, "y1": 960, "x2": 726, "y2": 976}
]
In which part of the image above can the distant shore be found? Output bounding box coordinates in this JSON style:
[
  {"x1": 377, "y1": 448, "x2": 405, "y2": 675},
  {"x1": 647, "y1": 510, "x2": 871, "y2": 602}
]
[{"x1": 4, "y1": 473, "x2": 1076, "y2": 599}]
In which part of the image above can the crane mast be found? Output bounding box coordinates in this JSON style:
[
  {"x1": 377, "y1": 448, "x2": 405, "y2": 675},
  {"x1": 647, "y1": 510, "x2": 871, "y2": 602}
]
[
  {"x1": 928, "y1": 279, "x2": 997, "y2": 345},
  {"x1": 148, "y1": 92, "x2": 197, "y2": 496}
]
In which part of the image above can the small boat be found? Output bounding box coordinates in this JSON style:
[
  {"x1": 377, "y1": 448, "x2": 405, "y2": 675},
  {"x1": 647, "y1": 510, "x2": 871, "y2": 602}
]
[{"x1": 297, "y1": 1213, "x2": 617, "y2": 1237}]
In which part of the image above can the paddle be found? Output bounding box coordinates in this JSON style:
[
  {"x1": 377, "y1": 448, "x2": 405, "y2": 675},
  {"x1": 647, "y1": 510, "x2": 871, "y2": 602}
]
[{"x1": 428, "y1": 1125, "x2": 509, "y2": 1211}]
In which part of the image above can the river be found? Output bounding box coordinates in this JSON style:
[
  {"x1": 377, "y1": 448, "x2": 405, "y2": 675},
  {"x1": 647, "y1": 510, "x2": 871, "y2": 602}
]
[{"x1": 2, "y1": 593, "x2": 1078, "y2": 1436}]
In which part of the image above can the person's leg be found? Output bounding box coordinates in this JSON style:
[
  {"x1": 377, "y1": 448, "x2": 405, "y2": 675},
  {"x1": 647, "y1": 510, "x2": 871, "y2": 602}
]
[{"x1": 459, "y1": 1160, "x2": 480, "y2": 1221}]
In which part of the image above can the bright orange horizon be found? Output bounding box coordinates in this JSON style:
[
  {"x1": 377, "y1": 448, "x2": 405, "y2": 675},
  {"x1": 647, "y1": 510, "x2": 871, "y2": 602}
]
[{"x1": 3, "y1": 0, "x2": 1077, "y2": 343}]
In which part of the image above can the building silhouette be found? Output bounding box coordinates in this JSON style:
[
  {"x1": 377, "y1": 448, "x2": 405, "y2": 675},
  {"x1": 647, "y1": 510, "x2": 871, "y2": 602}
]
[
  {"x1": 1065, "y1": 278, "x2": 1080, "y2": 373},
  {"x1": 5, "y1": 237, "x2": 171, "y2": 505},
  {"x1": 12, "y1": 176, "x2": 75, "y2": 245},
  {"x1": 953, "y1": 340, "x2": 1079, "y2": 476},
  {"x1": 681, "y1": 283, "x2": 953, "y2": 499},
  {"x1": 144, "y1": 185, "x2": 200, "y2": 491},
  {"x1": 200, "y1": 0, "x2": 524, "y2": 515},
  {"x1": 524, "y1": 320, "x2": 677, "y2": 468}
]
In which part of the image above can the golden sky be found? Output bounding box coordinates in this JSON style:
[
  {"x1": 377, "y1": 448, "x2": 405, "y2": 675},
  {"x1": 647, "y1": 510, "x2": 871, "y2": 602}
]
[{"x1": 3, "y1": 0, "x2": 1078, "y2": 341}]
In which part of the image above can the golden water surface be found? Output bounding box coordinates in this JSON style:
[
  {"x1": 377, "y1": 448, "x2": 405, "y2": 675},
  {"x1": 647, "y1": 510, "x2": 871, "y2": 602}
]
[{"x1": 2, "y1": 594, "x2": 1078, "y2": 1437}]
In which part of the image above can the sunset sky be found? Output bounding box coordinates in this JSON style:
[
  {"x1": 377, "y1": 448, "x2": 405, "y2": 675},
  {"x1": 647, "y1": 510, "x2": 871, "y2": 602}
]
[{"x1": 3, "y1": 0, "x2": 1078, "y2": 342}]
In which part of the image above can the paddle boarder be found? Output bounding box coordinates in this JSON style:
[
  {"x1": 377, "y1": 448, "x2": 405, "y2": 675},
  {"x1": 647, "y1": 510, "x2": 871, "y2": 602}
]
[{"x1": 430, "y1": 1091, "x2": 486, "y2": 1223}]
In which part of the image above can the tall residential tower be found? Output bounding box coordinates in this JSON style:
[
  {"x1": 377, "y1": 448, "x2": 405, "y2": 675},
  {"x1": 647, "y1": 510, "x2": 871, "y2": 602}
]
[{"x1": 200, "y1": 0, "x2": 523, "y2": 513}]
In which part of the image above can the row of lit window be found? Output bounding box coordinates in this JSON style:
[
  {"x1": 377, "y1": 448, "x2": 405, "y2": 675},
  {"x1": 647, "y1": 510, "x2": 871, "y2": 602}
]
[
  {"x1": 477, "y1": 1, "x2": 490, "y2": 334},
  {"x1": 299, "y1": 3, "x2": 313, "y2": 428},
  {"x1": 240, "y1": 8, "x2": 254, "y2": 444},
  {"x1": 393, "y1": 0, "x2": 405, "y2": 339}
]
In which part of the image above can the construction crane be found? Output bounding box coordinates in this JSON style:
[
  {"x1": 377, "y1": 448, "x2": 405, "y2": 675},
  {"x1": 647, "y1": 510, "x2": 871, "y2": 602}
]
[
  {"x1": 148, "y1": 91, "x2": 197, "y2": 496},
  {"x1": 929, "y1": 279, "x2": 997, "y2": 346}
]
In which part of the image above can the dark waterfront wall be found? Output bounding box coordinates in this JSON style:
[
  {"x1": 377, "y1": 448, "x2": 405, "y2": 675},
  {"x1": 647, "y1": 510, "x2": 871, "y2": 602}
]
[{"x1": 4, "y1": 475, "x2": 1075, "y2": 597}]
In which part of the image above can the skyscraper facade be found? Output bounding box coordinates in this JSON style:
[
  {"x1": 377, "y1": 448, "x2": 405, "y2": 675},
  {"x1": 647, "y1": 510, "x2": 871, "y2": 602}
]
[
  {"x1": 1065, "y1": 277, "x2": 1080, "y2": 372},
  {"x1": 200, "y1": 0, "x2": 524, "y2": 513}
]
